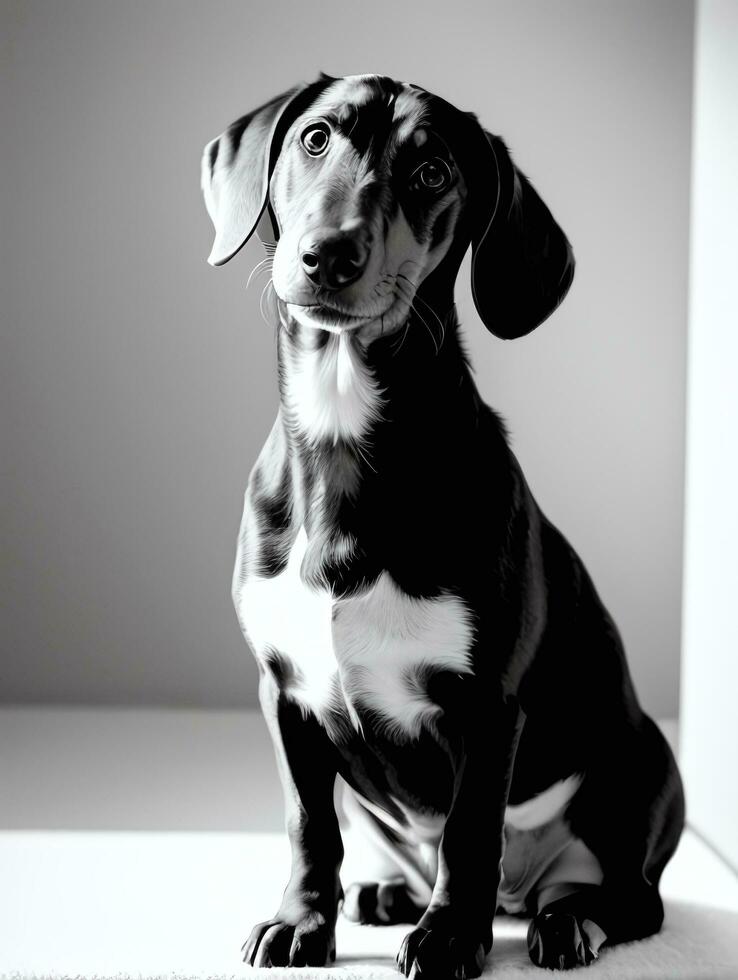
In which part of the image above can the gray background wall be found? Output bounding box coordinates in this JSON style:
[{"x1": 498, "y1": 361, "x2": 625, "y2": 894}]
[{"x1": 1, "y1": 0, "x2": 693, "y2": 717}]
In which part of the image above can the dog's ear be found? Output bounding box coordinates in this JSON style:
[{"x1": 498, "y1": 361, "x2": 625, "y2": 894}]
[
  {"x1": 201, "y1": 78, "x2": 334, "y2": 266},
  {"x1": 468, "y1": 131, "x2": 575, "y2": 339}
]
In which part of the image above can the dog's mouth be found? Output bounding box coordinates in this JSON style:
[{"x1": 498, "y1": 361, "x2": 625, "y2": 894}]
[
  {"x1": 282, "y1": 299, "x2": 398, "y2": 335},
  {"x1": 289, "y1": 303, "x2": 374, "y2": 332},
  {"x1": 280, "y1": 288, "x2": 416, "y2": 338}
]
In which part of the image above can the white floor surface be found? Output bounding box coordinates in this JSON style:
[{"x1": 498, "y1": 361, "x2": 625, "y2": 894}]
[{"x1": 1, "y1": 708, "x2": 736, "y2": 979}]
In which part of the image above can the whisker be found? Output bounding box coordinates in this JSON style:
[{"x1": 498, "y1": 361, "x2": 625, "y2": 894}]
[
  {"x1": 391, "y1": 320, "x2": 411, "y2": 356},
  {"x1": 259, "y1": 279, "x2": 277, "y2": 327},
  {"x1": 396, "y1": 274, "x2": 445, "y2": 354},
  {"x1": 246, "y1": 257, "x2": 273, "y2": 291},
  {"x1": 393, "y1": 282, "x2": 438, "y2": 354},
  {"x1": 413, "y1": 291, "x2": 446, "y2": 351},
  {"x1": 393, "y1": 278, "x2": 415, "y2": 307},
  {"x1": 416, "y1": 304, "x2": 440, "y2": 354}
]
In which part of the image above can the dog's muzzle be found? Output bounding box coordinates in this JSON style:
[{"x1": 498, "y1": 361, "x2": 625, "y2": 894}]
[{"x1": 299, "y1": 226, "x2": 371, "y2": 291}]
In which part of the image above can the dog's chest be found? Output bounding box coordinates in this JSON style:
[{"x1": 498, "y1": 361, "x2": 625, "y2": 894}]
[{"x1": 235, "y1": 527, "x2": 475, "y2": 739}]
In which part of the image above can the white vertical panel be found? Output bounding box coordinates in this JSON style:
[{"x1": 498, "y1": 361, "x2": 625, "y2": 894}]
[{"x1": 681, "y1": 0, "x2": 738, "y2": 870}]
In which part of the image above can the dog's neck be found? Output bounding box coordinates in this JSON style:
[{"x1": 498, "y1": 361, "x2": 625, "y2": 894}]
[
  {"x1": 272, "y1": 294, "x2": 490, "y2": 591},
  {"x1": 274, "y1": 232, "x2": 478, "y2": 458},
  {"x1": 276, "y1": 299, "x2": 480, "y2": 462}
]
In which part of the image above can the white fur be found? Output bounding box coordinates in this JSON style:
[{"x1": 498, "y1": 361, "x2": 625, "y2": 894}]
[
  {"x1": 333, "y1": 573, "x2": 476, "y2": 739},
  {"x1": 388, "y1": 774, "x2": 585, "y2": 841},
  {"x1": 235, "y1": 527, "x2": 337, "y2": 717},
  {"x1": 504, "y1": 774, "x2": 583, "y2": 830},
  {"x1": 234, "y1": 526, "x2": 476, "y2": 738},
  {"x1": 282, "y1": 332, "x2": 383, "y2": 445},
  {"x1": 236, "y1": 526, "x2": 585, "y2": 817},
  {"x1": 391, "y1": 797, "x2": 447, "y2": 843}
]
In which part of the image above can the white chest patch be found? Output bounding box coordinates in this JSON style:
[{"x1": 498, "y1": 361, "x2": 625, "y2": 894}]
[
  {"x1": 234, "y1": 526, "x2": 476, "y2": 739},
  {"x1": 332, "y1": 572, "x2": 475, "y2": 739},
  {"x1": 282, "y1": 332, "x2": 383, "y2": 445},
  {"x1": 236, "y1": 527, "x2": 336, "y2": 716}
]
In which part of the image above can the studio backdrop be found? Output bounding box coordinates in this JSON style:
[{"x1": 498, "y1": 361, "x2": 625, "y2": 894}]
[{"x1": 1, "y1": 0, "x2": 693, "y2": 719}]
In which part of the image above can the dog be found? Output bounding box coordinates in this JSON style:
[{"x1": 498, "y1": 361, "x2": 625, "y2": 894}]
[{"x1": 201, "y1": 72, "x2": 685, "y2": 974}]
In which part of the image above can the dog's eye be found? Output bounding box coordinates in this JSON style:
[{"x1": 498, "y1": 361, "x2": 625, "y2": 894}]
[
  {"x1": 410, "y1": 158, "x2": 453, "y2": 193},
  {"x1": 301, "y1": 123, "x2": 331, "y2": 157}
]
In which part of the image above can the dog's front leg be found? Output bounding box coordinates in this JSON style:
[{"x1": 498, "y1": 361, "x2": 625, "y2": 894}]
[
  {"x1": 398, "y1": 693, "x2": 522, "y2": 980},
  {"x1": 242, "y1": 675, "x2": 343, "y2": 968}
]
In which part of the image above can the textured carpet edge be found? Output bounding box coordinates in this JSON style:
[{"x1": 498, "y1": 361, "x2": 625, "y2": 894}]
[{"x1": 4, "y1": 901, "x2": 737, "y2": 980}]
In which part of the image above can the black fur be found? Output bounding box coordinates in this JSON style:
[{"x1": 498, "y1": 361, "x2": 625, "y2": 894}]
[
  {"x1": 335, "y1": 75, "x2": 401, "y2": 161},
  {"x1": 240, "y1": 295, "x2": 684, "y2": 974},
  {"x1": 205, "y1": 74, "x2": 685, "y2": 977}
]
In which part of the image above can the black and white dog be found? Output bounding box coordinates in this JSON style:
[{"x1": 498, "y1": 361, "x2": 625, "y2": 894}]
[{"x1": 201, "y1": 73, "x2": 684, "y2": 974}]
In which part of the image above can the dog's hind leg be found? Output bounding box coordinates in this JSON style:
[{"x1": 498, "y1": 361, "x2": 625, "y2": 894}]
[
  {"x1": 343, "y1": 878, "x2": 428, "y2": 927},
  {"x1": 338, "y1": 782, "x2": 435, "y2": 925},
  {"x1": 526, "y1": 717, "x2": 684, "y2": 970},
  {"x1": 527, "y1": 875, "x2": 668, "y2": 970}
]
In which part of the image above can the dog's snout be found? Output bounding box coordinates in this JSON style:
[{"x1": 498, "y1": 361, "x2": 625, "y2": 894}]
[{"x1": 299, "y1": 228, "x2": 370, "y2": 290}]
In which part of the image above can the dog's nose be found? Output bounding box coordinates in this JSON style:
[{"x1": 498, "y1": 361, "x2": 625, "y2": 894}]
[{"x1": 299, "y1": 229, "x2": 370, "y2": 290}]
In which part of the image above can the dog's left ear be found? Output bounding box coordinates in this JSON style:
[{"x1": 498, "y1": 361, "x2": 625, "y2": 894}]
[
  {"x1": 201, "y1": 77, "x2": 333, "y2": 266},
  {"x1": 469, "y1": 132, "x2": 575, "y2": 340}
]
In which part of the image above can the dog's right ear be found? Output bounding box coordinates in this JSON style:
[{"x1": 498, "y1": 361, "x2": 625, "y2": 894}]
[{"x1": 201, "y1": 78, "x2": 334, "y2": 266}]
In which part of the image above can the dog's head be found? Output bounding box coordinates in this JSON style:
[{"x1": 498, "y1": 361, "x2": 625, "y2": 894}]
[{"x1": 201, "y1": 73, "x2": 574, "y2": 340}]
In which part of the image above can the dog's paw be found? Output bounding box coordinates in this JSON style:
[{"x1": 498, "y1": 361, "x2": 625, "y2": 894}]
[
  {"x1": 527, "y1": 910, "x2": 607, "y2": 970},
  {"x1": 241, "y1": 912, "x2": 336, "y2": 968},
  {"x1": 343, "y1": 877, "x2": 424, "y2": 925},
  {"x1": 397, "y1": 925, "x2": 489, "y2": 980}
]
